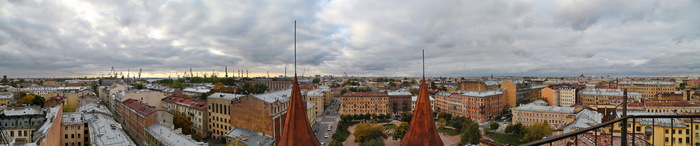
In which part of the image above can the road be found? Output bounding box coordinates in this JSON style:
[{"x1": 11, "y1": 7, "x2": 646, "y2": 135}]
[{"x1": 312, "y1": 98, "x2": 341, "y2": 145}]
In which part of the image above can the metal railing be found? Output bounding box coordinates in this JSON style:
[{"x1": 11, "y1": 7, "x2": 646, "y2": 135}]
[{"x1": 523, "y1": 114, "x2": 700, "y2": 146}]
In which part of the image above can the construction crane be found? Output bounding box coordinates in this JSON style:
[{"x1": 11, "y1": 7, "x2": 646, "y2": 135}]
[
  {"x1": 344, "y1": 72, "x2": 348, "y2": 78},
  {"x1": 225, "y1": 66, "x2": 228, "y2": 78},
  {"x1": 301, "y1": 68, "x2": 307, "y2": 77},
  {"x1": 190, "y1": 68, "x2": 194, "y2": 78},
  {"x1": 138, "y1": 68, "x2": 142, "y2": 80}
]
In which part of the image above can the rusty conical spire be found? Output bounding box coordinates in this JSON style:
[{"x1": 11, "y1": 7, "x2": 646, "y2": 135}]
[
  {"x1": 278, "y1": 20, "x2": 321, "y2": 146},
  {"x1": 402, "y1": 50, "x2": 443, "y2": 146}
]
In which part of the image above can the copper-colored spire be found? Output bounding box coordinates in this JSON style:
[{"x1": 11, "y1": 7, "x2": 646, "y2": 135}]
[
  {"x1": 402, "y1": 50, "x2": 443, "y2": 146},
  {"x1": 278, "y1": 20, "x2": 321, "y2": 146}
]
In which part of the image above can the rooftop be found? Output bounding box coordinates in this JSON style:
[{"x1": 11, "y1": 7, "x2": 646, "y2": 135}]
[
  {"x1": 644, "y1": 100, "x2": 700, "y2": 108},
  {"x1": 562, "y1": 109, "x2": 603, "y2": 133},
  {"x1": 619, "y1": 81, "x2": 676, "y2": 85},
  {"x1": 618, "y1": 112, "x2": 685, "y2": 128},
  {"x1": 411, "y1": 95, "x2": 434, "y2": 101},
  {"x1": 208, "y1": 92, "x2": 245, "y2": 101},
  {"x1": 88, "y1": 113, "x2": 136, "y2": 146},
  {"x1": 306, "y1": 89, "x2": 325, "y2": 96},
  {"x1": 183, "y1": 87, "x2": 211, "y2": 93},
  {"x1": 145, "y1": 123, "x2": 208, "y2": 146},
  {"x1": 579, "y1": 88, "x2": 641, "y2": 96},
  {"x1": 460, "y1": 90, "x2": 503, "y2": 97},
  {"x1": 341, "y1": 92, "x2": 388, "y2": 97},
  {"x1": 32, "y1": 105, "x2": 62, "y2": 143},
  {"x1": 388, "y1": 91, "x2": 412, "y2": 96},
  {"x1": 122, "y1": 99, "x2": 156, "y2": 117},
  {"x1": 162, "y1": 96, "x2": 207, "y2": 110},
  {"x1": 4, "y1": 106, "x2": 43, "y2": 116},
  {"x1": 225, "y1": 127, "x2": 275, "y2": 146},
  {"x1": 0, "y1": 92, "x2": 12, "y2": 99},
  {"x1": 251, "y1": 89, "x2": 293, "y2": 103},
  {"x1": 512, "y1": 102, "x2": 577, "y2": 114}
]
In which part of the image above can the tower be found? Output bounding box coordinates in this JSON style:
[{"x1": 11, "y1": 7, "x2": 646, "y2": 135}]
[
  {"x1": 278, "y1": 20, "x2": 321, "y2": 146},
  {"x1": 402, "y1": 50, "x2": 444, "y2": 146}
]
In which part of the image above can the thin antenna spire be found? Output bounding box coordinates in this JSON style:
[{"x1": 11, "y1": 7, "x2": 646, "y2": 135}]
[
  {"x1": 422, "y1": 49, "x2": 425, "y2": 78},
  {"x1": 294, "y1": 20, "x2": 297, "y2": 75}
]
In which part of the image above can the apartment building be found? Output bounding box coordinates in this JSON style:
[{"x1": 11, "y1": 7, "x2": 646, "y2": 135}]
[
  {"x1": 340, "y1": 92, "x2": 389, "y2": 115},
  {"x1": 512, "y1": 100, "x2": 580, "y2": 129},
  {"x1": 245, "y1": 79, "x2": 292, "y2": 91},
  {"x1": 119, "y1": 99, "x2": 160, "y2": 145},
  {"x1": 618, "y1": 81, "x2": 677, "y2": 98},
  {"x1": 578, "y1": 88, "x2": 642, "y2": 106},
  {"x1": 162, "y1": 96, "x2": 208, "y2": 137},
  {"x1": 457, "y1": 80, "x2": 501, "y2": 91},
  {"x1": 230, "y1": 89, "x2": 292, "y2": 143},
  {"x1": 388, "y1": 91, "x2": 412, "y2": 114},
  {"x1": 455, "y1": 90, "x2": 504, "y2": 122},
  {"x1": 206, "y1": 93, "x2": 244, "y2": 140},
  {"x1": 0, "y1": 106, "x2": 46, "y2": 144},
  {"x1": 501, "y1": 80, "x2": 531, "y2": 108}
]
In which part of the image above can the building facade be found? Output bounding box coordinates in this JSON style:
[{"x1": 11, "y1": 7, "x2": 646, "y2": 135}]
[
  {"x1": 455, "y1": 91, "x2": 505, "y2": 122},
  {"x1": 618, "y1": 81, "x2": 677, "y2": 98},
  {"x1": 501, "y1": 80, "x2": 531, "y2": 108},
  {"x1": 511, "y1": 101, "x2": 579, "y2": 129},
  {"x1": 229, "y1": 89, "x2": 291, "y2": 143},
  {"x1": 388, "y1": 91, "x2": 412, "y2": 114},
  {"x1": 119, "y1": 99, "x2": 159, "y2": 145},
  {"x1": 207, "y1": 93, "x2": 243, "y2": 140},
  {"x1": 340, "y1": 92, "x2": 389, "y2": 115},
  {"x1": 162, "y1": 96, "x2": 208, "y2": 137},
  {"x1": 578, "y1": 88, "x2": 642, "y2": 106}
]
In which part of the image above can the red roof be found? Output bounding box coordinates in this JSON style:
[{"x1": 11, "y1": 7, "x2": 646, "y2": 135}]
[
  {"x1": 644, "y1": 99, "x2": 700, "y2": 107},
  {"x1": 122, "y1": 99, "x2": 156, "y2": 116},
  {"x1": 161, "y1": 96, "x2": 207, "y2": 110},
  {"x1": 341, "y1": 92, "x2": 388, "y2": 97}
]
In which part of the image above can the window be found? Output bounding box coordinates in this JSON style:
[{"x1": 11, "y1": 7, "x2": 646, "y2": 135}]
[{"x1": 65, "y1": 134, "x2": 67, "y2": 139}]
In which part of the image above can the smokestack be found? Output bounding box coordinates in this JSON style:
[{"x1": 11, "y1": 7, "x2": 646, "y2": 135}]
[{"x1": 246, "y1": 70, "x2": 249, "y2": 78}]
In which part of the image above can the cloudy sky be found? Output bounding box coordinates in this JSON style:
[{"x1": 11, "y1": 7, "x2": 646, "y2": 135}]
[{"x1": 1, "y1": 0, "x2": 698, "y2": 78}]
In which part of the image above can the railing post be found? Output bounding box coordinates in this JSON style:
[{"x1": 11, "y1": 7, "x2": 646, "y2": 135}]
[
  {"x1": 610, "y1": 124, "x2": 613, "y2": 146},
  {"x1": 632, "y1": 117, "x2": 635, "y2": 146},
  {"x1": 653, "y1": 118, "x2": 655, "y2": 146},
  {"x1": 621, "y1": 89, "x2": 628, "y2": 146},
  {"x1": 692, "y1": 118, "x2": 695, "y2": 146},
  {"x1": 672, "y1": 117, "x2": 675, "y2": 146}
]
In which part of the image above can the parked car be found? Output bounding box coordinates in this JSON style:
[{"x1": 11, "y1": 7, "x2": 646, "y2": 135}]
[{"x1": 324, "y1": 133, "x2": 329, "y2": 138}]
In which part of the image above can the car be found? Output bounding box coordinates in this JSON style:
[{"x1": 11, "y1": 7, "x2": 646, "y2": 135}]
[
  {"x1": 321, "y1": 142, "x2": 325, "y2": 146},
  {"x1": 324, "y1": 133, "x2": 329, "y2": 138},
  {"x1": 327, "y1": 126, "x2": 331, "y2": 131}
]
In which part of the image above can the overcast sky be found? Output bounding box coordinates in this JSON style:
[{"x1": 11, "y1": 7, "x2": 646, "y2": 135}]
[{"x1": 1, "y1": 0, "x2": 698, "y2": 78}]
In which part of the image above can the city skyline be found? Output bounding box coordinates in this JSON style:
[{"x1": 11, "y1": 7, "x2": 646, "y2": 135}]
[{"x1": 1, "y1": 0, "x2": 699, "y2": 78}]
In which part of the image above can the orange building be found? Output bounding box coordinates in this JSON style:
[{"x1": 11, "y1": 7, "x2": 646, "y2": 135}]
[
  {"x1": 501, "y1": 80, "x2": 531, "y2": 108},
  {"x1": 340, "y1": 92, "x2": 389, "y2": 115},
  {"x1": 458, "y1": 80, "x2": 501, "y2": 91},
  {"x1": 454, "y1": 90, "x2": 505, "y2": 122}
]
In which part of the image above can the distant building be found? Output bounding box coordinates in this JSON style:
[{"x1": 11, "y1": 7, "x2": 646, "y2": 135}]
[
  {"x1": 183, "y1": 87, "x2": 211, "y2": 98},
  {"x1": 340, "y1": 92, "x2": 389, "y2": 115},
  {"x1": 457, "y1": 80, "x2": 501, "y2": 91},
  {"x1": 245, "y1": 79, "x2": 292, "y2": 91},
  {"x1": 578, "y1": 88, "x2": 641, "y2": 106},
  {"x1": 501, "y1": 80, "x2": 531, "y2": 107},
  {"x1": 0, "y1": 92, "x2": 13, "y2": 106},
  {"x1": 388, "y1": 91, "x2": 412, "y2": 114},
  {"x1": 644, "y1": 99, "x2": 700, "y2": 114},
  {"x1": 618, "y1": 81, "x2": 677, "y2": 98},
  {"x1": 512, "y1": 100, "x2": 581, "y2": 129}
]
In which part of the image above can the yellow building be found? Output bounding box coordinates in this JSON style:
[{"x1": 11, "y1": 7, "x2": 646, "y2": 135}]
[
  {"x1": 340, "y1": 92, "x2": 389, "y2": 115},
  {"x1": 61, "y1": 113, "x2": 88, "y2": 146},
  {"x1": 501, "y1": 80, "x2": 530, "y2": 108},
  {"x1": 618, "y1": 81, "x2": 678, "y2": 99},
  {"x1": 458, "y1": 80, "x2": 500, "y2": 91},
  {"x1": 0, "y1": 92, "x2": 13, "y2": 106},
  {"x1": 541, "y1": 87, "x2": 557, "y2": 106},
  {"x1": 604, "y1": 112, "x2": 698, "y2": 146},
  {"x1": 207, "y1": 93, "x2": 242, "y2": 140},
  {"x1": 307, "y1": 102, "x2": 317, "y2": 126},
  {"x1": 305, "y1": 89, "x2": 326, "y2": 116}
]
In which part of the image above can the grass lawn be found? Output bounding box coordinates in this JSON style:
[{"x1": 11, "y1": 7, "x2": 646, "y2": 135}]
[
  {"x1": 382, "y1": 124, "x2": 397, "y2": 130},
  {"x1": 488, "y1": 133, "x2": 521, "y2": 145},
  {"x1": 437, "y1": 128, "x2": 460, "y2": 136}
]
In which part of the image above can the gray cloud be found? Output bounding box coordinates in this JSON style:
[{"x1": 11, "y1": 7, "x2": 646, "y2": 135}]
[{"x1": 0, "y1": 0, "x2": 698, "y2": 77}]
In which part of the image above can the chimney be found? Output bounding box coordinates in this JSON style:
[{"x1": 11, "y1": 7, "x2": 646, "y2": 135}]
[
  {"x1": 175, "y1": 128, "x2": 182, "y2": 134},
  {"x1": 186, "y1": 135, "x2": 192, "y2": 140},
  {"x1": 258, "y1": 131, "x2": 264, "y2": 136}
]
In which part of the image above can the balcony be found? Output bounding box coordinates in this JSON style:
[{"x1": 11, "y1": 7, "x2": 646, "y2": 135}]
[{"x1": 524, "y1": 114, "x2": 700, "y2": 146}]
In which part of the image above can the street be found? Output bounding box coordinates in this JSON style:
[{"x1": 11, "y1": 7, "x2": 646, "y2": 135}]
[{"x1": 312, "y1": 98, "x2": 342, "y2": 145}]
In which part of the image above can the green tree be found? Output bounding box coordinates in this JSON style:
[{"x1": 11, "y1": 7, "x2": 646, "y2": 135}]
[
  {"x1": 63, "y1": 104, "x2": 76, "y2": 112},
  {"x1": 437, "y1": 118, "x2": 447, "y2": 129},
  {"x1": 392, "y1": 122, "x2": 410, "y2": 140},
  {"x1": 32, "y1": 95, "x2": 45, "y2": 106},
  {"x1": 254, "y1": 84, "x2": 268, "y2": 94},
  {"x1": 174, "y1": 113, "x2": 194, "y2": 135},
  {"x1": 460, "y1": 121, "x2": 481, "y2": 145},
  {"x1": 135, "y1": 84, "x2": 144, "y2": 89},
  {"x1": 489, "y1": 121, "x2": 500, "y2": 132},
  {"x1": 353, "y1": 123, "x2": 387, "y2": 143},
  {"x1": 313, "y1": 78, "x2": 321, "y2": 84},
  {"x1": 19, "y1": 94, "x2": 35, "y2": 105},
  {"x1": 329, "y1": 140, "x2": 343, "y2": 146},
  {"x1": 519, "y1": 121, "x2": 552, "y2": 144},
  {"x1": 400, "y1": 113, "x2": 413, "y2": 122}
]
